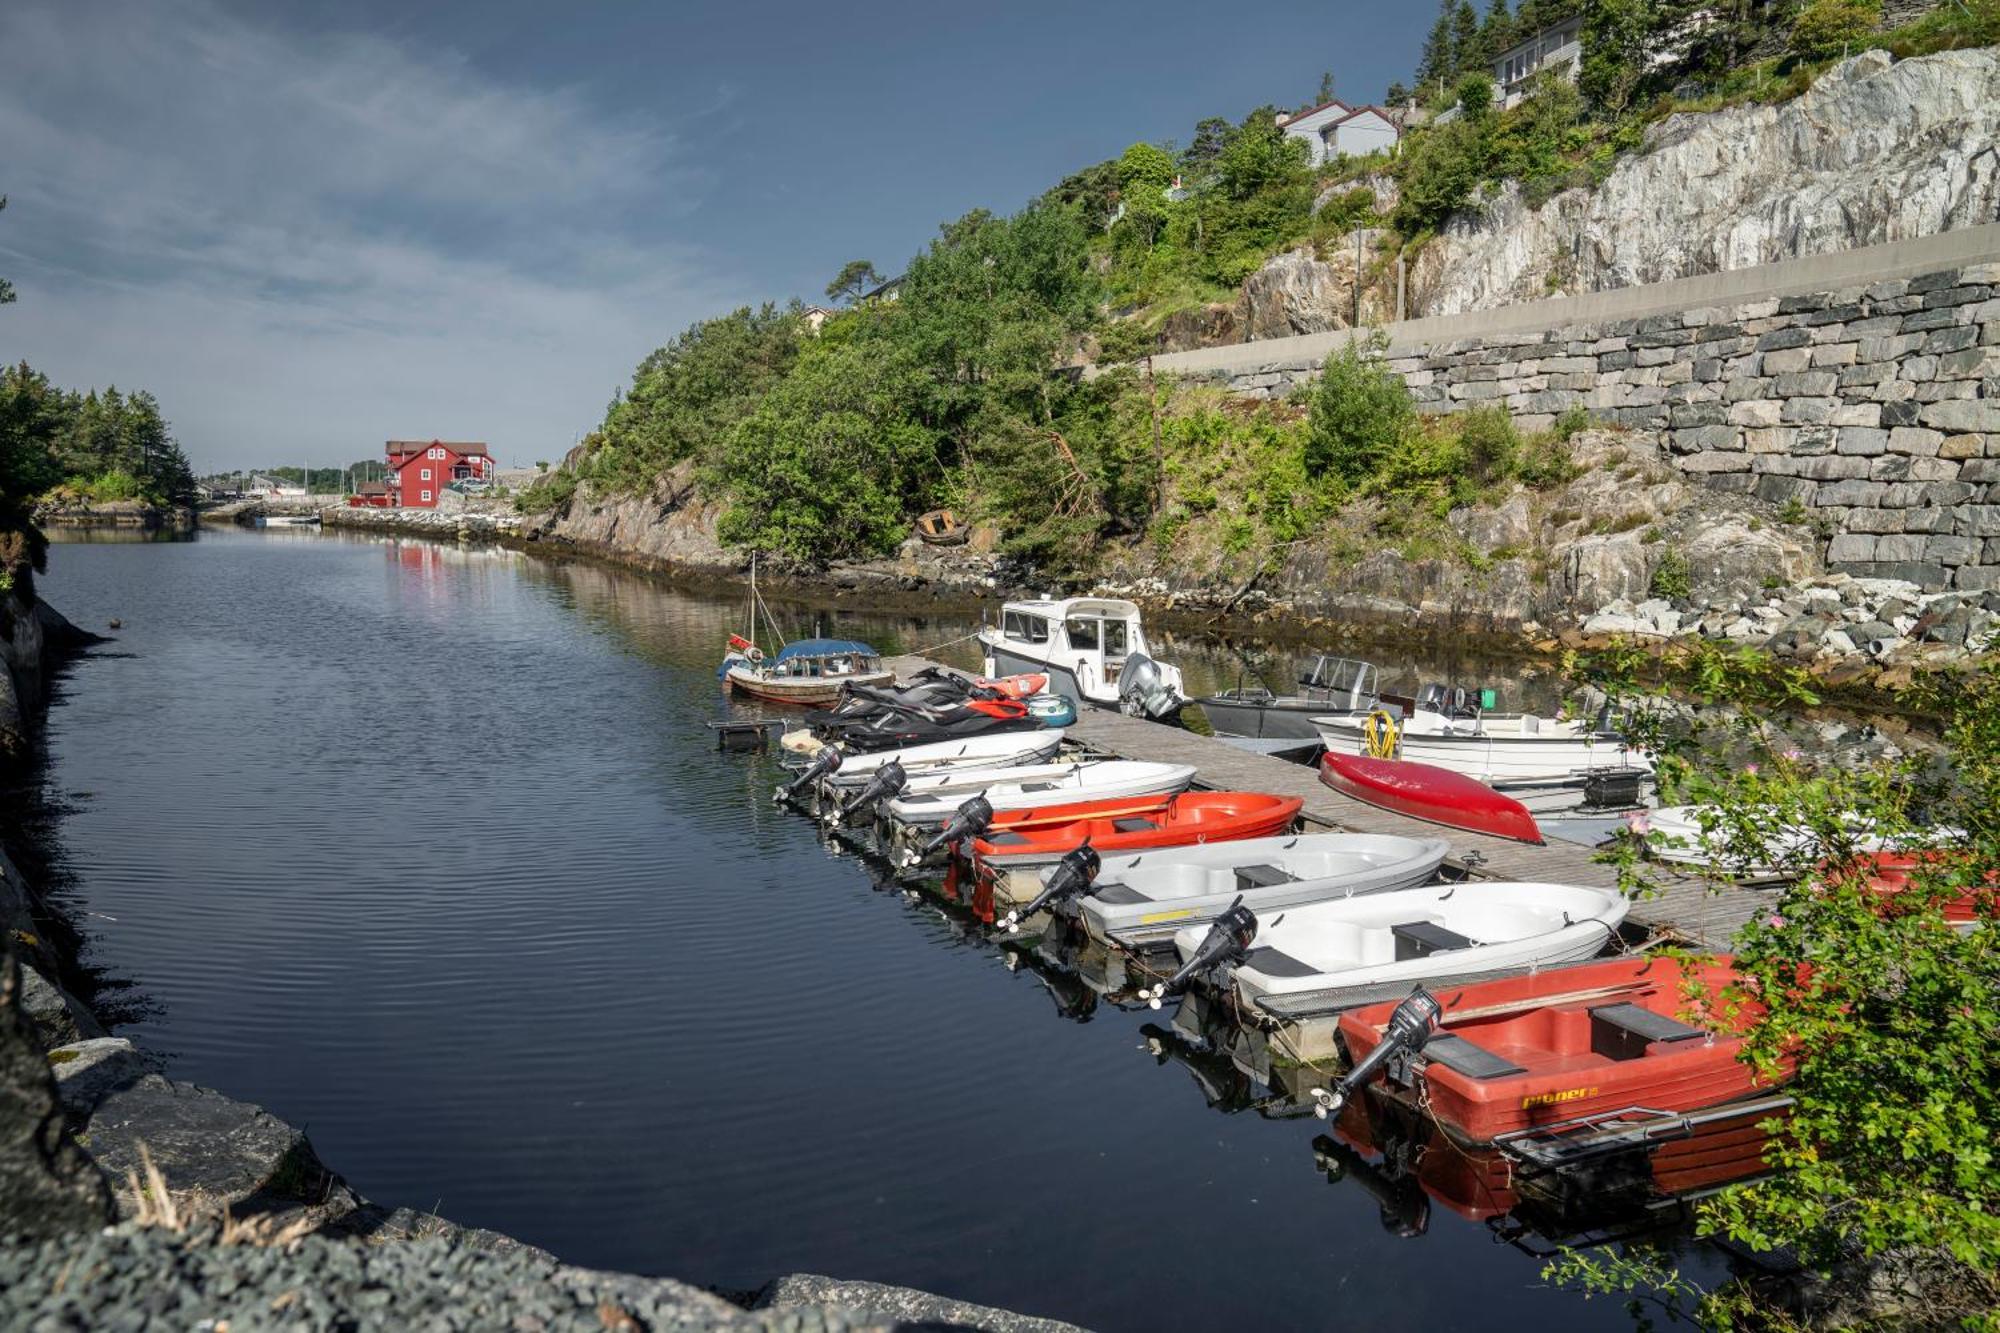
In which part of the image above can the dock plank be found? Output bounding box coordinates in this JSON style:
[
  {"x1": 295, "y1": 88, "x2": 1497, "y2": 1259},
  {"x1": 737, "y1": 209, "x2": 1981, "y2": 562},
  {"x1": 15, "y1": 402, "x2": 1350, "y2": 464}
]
[{"x1": 889, "y1": 655, "x2": 1761, "y2": 949}]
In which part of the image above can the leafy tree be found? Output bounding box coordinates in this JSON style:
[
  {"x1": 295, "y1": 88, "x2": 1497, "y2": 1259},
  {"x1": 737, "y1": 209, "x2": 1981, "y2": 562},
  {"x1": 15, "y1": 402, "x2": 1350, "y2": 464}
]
[
  {"x1": 824, "y1": 259, "x2": 883, "y2": 305},
  {"x1": 1391, "y1": 114, "x2": 1488, "y2": 236},
  {"x1": 1305, "y1": 334, "x2": 1414, "y2": 485},
  {"x1": 1791, "y1": 0, "x2": 1882, "y2": 59},
  {"x1": 1385, "y1": 79, "x2": 1413, "y2": 105},
  {"x1": 0, "y1": 363, "x2": 62, "y2": 590},
  {"x1": 1183, "y1": 117, "x2": 1234, "y2": 169}
]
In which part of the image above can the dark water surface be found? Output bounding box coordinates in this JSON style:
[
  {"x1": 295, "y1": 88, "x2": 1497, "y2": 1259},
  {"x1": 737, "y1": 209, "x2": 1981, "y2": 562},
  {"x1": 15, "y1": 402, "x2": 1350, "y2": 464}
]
[{"x1": 27, "y1": 528, "x2": 1642, "y2": 1332}]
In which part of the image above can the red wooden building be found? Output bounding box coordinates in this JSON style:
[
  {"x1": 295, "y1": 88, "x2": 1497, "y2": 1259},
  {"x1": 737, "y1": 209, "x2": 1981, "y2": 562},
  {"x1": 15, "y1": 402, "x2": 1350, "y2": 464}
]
[{"x1": 383, "y1": 440, "x2": 494, "y2": 509}]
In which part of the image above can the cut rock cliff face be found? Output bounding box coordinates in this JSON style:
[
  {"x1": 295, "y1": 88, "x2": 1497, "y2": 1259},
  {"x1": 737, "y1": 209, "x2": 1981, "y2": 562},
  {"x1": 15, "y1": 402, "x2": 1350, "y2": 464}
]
[{"x1": 1411, "y1": 48, "x2": 2000, "y2": 316}]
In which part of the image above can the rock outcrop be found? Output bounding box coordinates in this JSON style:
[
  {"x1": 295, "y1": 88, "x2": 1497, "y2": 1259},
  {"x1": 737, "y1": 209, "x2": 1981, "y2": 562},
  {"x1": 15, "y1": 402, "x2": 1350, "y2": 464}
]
[
  {"x1": 1412, "y1": 48, "x2": 2000, "y2": 316},
  {"x1": 1159, "y1": 232, "x2": 1400, "y2": 351},
  {"x1": 0, "y1": 949, "x2": 115, "y2": 1238}
]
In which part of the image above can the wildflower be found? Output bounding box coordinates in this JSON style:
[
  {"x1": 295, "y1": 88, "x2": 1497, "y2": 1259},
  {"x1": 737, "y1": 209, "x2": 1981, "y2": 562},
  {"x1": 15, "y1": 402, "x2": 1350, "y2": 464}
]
[{"x1": 1745, "y1": 763, "x2": 1760, "y2": 776}]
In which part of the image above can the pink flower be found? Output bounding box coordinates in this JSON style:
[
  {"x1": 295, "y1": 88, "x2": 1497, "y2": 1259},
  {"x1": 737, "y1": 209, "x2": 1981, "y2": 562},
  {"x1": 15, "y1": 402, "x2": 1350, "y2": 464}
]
[
  {"x1": 1745, "y1": 763, "x2": 1760, "y2": 776},
  {"x1": 1767, "y1": 913, "x2": 1787, "y2": 928},
  {"x1": 1782, "y1": 749, "x2": 1803, "y2": 762},
  {"x1": 1626, "y1": 812, "x2": 1652, "y2": 835}
]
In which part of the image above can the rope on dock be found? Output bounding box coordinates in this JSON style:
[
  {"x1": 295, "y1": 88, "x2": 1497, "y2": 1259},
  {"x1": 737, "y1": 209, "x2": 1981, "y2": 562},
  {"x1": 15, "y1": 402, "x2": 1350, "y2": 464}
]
[{"x1": 905, "y1": 630, "x2": 984, "y2": 659}]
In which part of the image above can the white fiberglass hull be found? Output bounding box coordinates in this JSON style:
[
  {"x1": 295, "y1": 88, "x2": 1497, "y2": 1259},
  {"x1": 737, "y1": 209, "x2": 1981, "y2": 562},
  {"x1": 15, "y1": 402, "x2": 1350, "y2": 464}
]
[
  {"x1": 982, "y1": 637, "x2": 1119, "y2": 711},
  {"x1": 814, "y1": 730, "x2": 1065, "y2": 790},
  {"x1": 1312, "y1": 713, "x2": 1653, "y2": 784},
  {"x1": 1172, "y1": 879, "x2": 1628, "y2": 1008},
  {"x1": 1077, "y1": 832, "x2": 1452, "y2": 948},
  {"x1": 882, "y1": 761, "x2": 1197, "y2": 829}
]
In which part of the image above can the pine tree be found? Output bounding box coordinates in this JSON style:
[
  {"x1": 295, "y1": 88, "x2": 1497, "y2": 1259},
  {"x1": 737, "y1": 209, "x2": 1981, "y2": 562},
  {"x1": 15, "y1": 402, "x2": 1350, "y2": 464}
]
[
  {"x1": 1481, "y1": 0, "x2": 1515, "y2": 64},
  {"x1": 1452, "y1": 0, "x2": 1484, "y2": 77},
  {"x1": 1416, "y1": 0, "x2": 1456, "y2": 89}
]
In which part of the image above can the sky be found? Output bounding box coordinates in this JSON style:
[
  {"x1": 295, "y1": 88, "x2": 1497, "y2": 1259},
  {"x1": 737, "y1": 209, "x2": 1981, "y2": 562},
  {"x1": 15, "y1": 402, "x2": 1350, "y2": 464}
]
[{"x1": 0, "y1": 0, "x2": 1435, "y2": 471}]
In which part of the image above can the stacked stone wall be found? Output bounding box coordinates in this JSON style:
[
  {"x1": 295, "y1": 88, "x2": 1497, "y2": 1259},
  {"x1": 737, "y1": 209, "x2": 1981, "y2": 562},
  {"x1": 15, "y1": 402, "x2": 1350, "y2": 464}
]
[{"x1": 1212, "y1": 262, "x2": 2000, "y2": 591}]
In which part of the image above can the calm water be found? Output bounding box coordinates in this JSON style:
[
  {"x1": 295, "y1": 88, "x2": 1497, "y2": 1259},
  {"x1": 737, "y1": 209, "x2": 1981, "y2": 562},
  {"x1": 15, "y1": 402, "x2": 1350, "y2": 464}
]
[{"x1": 23, "y1": 528, "x2": 1649, "y2": 1332}]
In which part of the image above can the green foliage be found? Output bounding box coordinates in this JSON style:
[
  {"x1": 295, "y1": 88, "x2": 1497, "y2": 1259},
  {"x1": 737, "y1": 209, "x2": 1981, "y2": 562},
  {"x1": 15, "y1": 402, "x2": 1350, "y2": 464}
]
[
  {"x1": 1649, "y1": 545, "x2": 1692, "y2": 598},
  {"x1": 514, "y1": 467, "x2": 578, "y2": 515},
  {"x1": 1390, "y1": 114, "x2": 1489, "y2": 237},
  {"x1": 0, "y1": 197, "x2": 13, "y2": 307},
  {"x1": 1578, "y1": 0, "x2": 1653, "y2": 112},
  {"x1": 824, "y1": 259, "x2": 883, "y2": 305},
  {"x1": 0, "y1": 362, "x2": 64, "y2": 586},
  {"x1": 1790, "y1": 0, "x2": 1882, "y2": 61},
  {"x1": 1305, "y1": 335, "x2": 1414, "y2": 486}
]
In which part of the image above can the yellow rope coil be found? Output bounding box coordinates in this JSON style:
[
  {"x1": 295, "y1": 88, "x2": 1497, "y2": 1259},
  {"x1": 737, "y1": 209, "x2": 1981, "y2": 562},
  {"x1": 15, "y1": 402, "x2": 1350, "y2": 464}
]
[{"x1": 1363, "y1": 709, "x2": 1401, "y2": 759}]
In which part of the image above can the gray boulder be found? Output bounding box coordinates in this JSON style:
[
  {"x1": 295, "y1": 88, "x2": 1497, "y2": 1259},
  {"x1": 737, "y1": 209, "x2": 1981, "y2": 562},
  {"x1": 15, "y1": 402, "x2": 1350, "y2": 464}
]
[
  {"x1": 755, "y1": 1273, "x2": 1090, "y2": 1333},
  {"x1": 0, "y1": 948, "x2": 115, "y2": 1236},
  {"x1": 1683, "y1": 518, "x2": 1814, "y2": 601},
  {"x1": 1554, "y1": 533, "x2": 1653, "y2": 610}
]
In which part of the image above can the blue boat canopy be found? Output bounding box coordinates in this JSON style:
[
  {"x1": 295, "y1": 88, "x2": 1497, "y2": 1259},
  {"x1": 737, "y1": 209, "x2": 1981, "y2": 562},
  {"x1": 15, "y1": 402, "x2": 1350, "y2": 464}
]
[{"x1": 772, "y1": 637, "x2": 877, "y2": 664}]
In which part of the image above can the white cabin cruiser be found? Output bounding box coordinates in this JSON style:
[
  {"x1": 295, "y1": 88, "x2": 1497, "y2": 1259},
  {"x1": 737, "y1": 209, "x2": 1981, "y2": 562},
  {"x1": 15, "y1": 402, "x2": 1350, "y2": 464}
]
[
  {"x1": 979, "y1": 597, "x2": 1186, "y2": 720},
  {"x1": 881, "y1": 761, "x2": 1197, "y2": 829},
  {"x1": 1169, "y1": 879, "x2": 1628, "y2": 1008},
  {"x1": 1074, "y1": 833, "x2": 1452, "y2": 948}
]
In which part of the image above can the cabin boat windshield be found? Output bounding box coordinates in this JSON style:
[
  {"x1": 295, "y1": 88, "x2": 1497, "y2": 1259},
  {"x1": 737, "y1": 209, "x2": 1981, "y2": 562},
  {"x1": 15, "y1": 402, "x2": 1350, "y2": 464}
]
[{"x1": 1301, "y1": 656, "x2": 1378, "y2": 710}]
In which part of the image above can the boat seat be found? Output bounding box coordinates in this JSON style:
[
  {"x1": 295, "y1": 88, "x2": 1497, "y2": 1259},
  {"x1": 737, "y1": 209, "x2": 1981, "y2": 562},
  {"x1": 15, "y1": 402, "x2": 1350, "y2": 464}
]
[
  {"x1": 1420, "y1": 1033, "x2": 1528, "y2": 1080},
  {"x1": 1520, "y1": 714, "x2": 1541, "y2": 734},
  {"x1": 1233, "y1": 863, "x2": 1298, "y2": 893},
  {"x1": 1240, "y1": 947, "x2": 1321, "y2": 979},
  {"x1": 1112, "y1": 817, "x2": 1161, "y2": 833},
  {"x1": 1018, "y1": 781, "x2": 1062, "y2": 793},
  {"x1": 984, "y1": 832, "x2": 1033, "y2": 847},
  {"x1": 1090, "y1": 882, "x2": 1151, "y2": 905},
  {"x1": 1589, "y1": 1002, "x2": 1707, "y2": 1061},
  {"x1": 1391, "y1": 920, "x2": 1477, "y2": 961}
]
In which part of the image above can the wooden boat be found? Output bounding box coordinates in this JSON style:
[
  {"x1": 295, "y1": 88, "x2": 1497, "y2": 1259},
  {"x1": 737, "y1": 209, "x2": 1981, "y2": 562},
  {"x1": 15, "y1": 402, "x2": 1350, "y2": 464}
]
[
  {"x1": 721, "y1": 636, "x2": 895, "y2": 706},
  {"x1": 914, "y1": 508, "x2": 969, "y2": 546},
  {"x1": 971, "y1": 792, "x2": 1303, "y2": 907},
  {"x1": 1336, "y1": 955, "x2": 1784, "y2": 1145},
  {"x1": 1173, "y1": 880, "x2": 1628, "y2": 1008},
  {"x1": 1075, "y1": 833, "x2": 1452, "y2": 948},
  {"x1": 1320, "y1": 752, "x2": 1543, "y2": 844},
  {"x1": 883, "y1": 761, "x2": 1197, "y2": 829}
]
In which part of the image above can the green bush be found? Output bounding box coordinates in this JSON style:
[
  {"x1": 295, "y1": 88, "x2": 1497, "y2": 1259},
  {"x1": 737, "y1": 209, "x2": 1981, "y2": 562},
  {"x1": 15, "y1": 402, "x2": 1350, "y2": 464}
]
[
  {"x1": 1454, "y1": 405, "x2": 1518, "y2": 481},
  {"x1": 1649, "y1": 546, "x2": 1692, "y2": 599},
  {"x1": 1790, "y1": 0, "x2": 1883, "y2": 60},
  {"x1": 1305, "y1": 334, "x2": 1414, "y2": 485}
]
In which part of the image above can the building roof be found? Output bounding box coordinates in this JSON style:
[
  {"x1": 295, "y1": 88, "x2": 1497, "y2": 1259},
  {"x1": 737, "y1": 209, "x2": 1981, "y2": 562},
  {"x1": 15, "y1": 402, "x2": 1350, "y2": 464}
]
[
  {"x1": 357, "y1": 481, "x2": 388, "y2": 495},
  {"x1": 1277, "y1": 98, "x2": 1352, "y2": 129},
  {"x1": 386, "y1": 440, "x2": 491, "y2": 459}
]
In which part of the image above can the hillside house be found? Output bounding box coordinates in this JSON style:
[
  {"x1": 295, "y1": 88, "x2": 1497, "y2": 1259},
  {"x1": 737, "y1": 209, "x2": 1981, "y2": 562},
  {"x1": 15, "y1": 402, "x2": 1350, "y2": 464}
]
[
  {"x1": 384, "y1": 440, "x2": 493, "y2": 509},
  {"x1": 800, "y1": 304, "x2": 836, "y2": 334},
  {"x1": 1493, "y1": 16, "x2": 1584, "y2": 107},
  {"x1": 1276, "y1": 101, "x2": 1400, "y2": 166}
]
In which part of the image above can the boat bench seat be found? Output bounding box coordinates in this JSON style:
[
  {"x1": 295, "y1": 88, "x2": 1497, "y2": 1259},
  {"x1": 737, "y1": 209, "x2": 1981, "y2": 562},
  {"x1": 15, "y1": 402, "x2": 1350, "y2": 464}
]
[
  {"x1": 1240, "y1": 947, "x2": 1321, "y2": 979},
  {"x1": 1420, "y1": 1033, "x2": 1528, "y2": 1080},
  {"x1": 1112, "y1": 817, "x2": 1161, "y2": 833},
  {"x1": 1090, "y1": 882, "x2": 1151, "y2": 905},
  {"x1": 985, "y1": 832, "x2": 1033, "y2": 847},
  {"x1": 1589, "y1": 1002, "x2": 1707, "y2": 1061},
  {"x1": 1392, "y1": 920, "x2": 1477, "y2": 960},
  {"x1": 1233, "y1": 863, "x2": 1298, "y2": 893}
]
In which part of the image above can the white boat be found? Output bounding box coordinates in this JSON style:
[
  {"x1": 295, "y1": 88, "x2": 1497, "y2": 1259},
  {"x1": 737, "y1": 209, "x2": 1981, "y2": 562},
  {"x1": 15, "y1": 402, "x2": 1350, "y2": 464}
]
[
  {"x1": 1312, "y1": 690, "x2": 1653, "y2": 787},
  {"x1": 1075, "y1": 833, "x2": 1453, "y2": 948},
  {"x1": 1637, "y1": 805, "x2": 1964, "y2": 881},
  {"x1": 812, "y1": 730, "x2": 1066, "y2": 790},
  {"x1": 260, "y1": 513, "x2": 321, "y2": 527},
  {"x1": 882, "y1": 760, "x2": 1198, "y2": 829},
  {"x1": 978, "y1": 597, "x2": 1186, "y2": 719},
  {"x1": 721, "y1": 636, "x2": 895, "y2": 706},
  {"x1": 1171, "y1": 880, "x2": 1629, "y2": 1008}
]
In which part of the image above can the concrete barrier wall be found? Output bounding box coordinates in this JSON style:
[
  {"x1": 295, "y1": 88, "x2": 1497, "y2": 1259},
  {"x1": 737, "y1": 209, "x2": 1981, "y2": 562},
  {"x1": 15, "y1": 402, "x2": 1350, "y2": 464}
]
[{"x1": 1164, "y1": 247, "x2": 2000, "y2": 592}]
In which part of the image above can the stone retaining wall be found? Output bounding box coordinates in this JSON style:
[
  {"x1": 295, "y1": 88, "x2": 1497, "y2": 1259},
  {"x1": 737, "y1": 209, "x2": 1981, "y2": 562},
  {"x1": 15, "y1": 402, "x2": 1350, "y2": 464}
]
[{"x1": 1209, "y1": 261, "x2": 2000, "y2": 592}]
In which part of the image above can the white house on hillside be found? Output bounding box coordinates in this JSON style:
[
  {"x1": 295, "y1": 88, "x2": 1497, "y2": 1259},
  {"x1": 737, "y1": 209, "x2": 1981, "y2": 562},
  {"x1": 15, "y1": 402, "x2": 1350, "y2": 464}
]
[
  {"x1": 1276, "y1": 100, "x2": 1400, "y2": 166},
  {"x1": 1493, "y1": 15, "x2": 1584, "y2": 107}
]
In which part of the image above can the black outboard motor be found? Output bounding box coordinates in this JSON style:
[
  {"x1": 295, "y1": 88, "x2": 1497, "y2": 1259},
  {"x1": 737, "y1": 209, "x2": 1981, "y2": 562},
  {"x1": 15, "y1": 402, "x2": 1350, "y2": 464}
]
[
  {"x1": 832, "y1": 759, "x2": 907, "y2": 825},
  {"x1": 912, "y1": 794, "x2": 996, "y2": 863},
  {"x1": 999, "y1": 841, "x2": 1102, "y2": 934},
  {"x1": 775, "y1": 745, "x2": 842, "y2": 804},
  {"x1": 1311, "y1": 987, "x2": 1442, "y2": 1118},
  {"x1": 1144, "y1": 898, "x2": 1258, "y2": 1009}
]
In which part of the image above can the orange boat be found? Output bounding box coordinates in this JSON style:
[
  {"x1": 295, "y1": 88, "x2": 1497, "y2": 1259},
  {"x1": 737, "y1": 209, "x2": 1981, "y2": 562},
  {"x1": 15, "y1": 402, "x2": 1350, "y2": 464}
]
[{"x1": 1335, "y1": 955, "x2": 1787, "y2": 1145}]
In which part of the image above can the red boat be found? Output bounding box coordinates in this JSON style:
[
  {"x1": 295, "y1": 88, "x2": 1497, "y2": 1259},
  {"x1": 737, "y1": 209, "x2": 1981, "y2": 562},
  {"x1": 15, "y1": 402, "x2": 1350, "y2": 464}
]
[
  {"x1": 1319, "y1": 752, "x2": 1543, "y2": 844},
  {"x1": 1850, "y1": 850, "x2": 1992, "y2": 927},
  {"x1": 1337, "y1": 955, "x2": 1787, "y2": 1145},
  {"x1": 969, "y1": 791, "x2": 1305, "y2": 870}
]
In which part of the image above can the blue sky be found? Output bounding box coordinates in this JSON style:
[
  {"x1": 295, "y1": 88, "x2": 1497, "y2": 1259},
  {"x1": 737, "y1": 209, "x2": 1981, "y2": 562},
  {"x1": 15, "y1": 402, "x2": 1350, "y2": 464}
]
[{"x1": 0, "y1": 0, "x2": 1433, "y2": 470}]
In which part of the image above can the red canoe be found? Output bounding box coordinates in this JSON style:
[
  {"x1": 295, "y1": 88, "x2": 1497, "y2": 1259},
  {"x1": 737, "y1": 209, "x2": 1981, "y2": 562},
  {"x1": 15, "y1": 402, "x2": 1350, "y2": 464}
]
[
  {"x1": 970, "y1": 791, "x2": 1304, "y2": 868},
  {"x1": 1337, "y1": 955, "x2": 1788, "y2": 1145},
  {"x1": 1320, "y1": 751, "x2": 1542, "y2": 844}
]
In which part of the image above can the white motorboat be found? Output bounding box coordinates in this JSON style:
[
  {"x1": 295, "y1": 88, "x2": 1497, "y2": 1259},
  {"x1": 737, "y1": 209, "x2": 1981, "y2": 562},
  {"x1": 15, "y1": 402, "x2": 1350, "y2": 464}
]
[
  {"x1": 881, "y1": 760, "x2": 1198, "y2": 829},
  {"x1": 1637, "y1": 805, "x2": 1963, "y2": 881},
  {"x1": 1169, "y1": 880, "x2": 1629, "y2": 1008},
  {"x1": 1313, "y1": 686, "x2": 1653, "y2": 788},
  {"x1": 809, "y1": 730, "x2": 1066, "y2": 790},
  {"x1": 1074, "y1": 833, "x2": 1453, "y2": 948},
  {"x1": 978, "y1": 597, "x2": 1186, "y2": 720}
]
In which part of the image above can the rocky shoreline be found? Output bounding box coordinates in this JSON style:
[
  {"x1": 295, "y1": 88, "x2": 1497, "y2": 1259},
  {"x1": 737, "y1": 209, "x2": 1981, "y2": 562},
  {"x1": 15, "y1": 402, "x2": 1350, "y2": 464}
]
[{"x1": 0, "y1": 592, "x2": 1086, "y2": 1333}]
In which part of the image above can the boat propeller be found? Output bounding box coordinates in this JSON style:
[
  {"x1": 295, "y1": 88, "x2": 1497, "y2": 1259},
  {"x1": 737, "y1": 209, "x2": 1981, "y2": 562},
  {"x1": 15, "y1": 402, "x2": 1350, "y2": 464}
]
[
  {"x1": 775, "y1": 745, "x2": 842, "y2": 803},
  {"x1": 1000, "y1": 840, "x2": 1101, "y2": 935},
  {"x1": 909, "y1": 794, "x2": 995, "y2": 865},
  {"x1": 1143, "y1": 897, "x2": 1258, "y2": 1009},
  {"x1": 1309, "y1": 986, "x2": 1442, "y2": 1119},
  {"x1": 830, "y1": 759, "x2": 907, "y2": 826}
]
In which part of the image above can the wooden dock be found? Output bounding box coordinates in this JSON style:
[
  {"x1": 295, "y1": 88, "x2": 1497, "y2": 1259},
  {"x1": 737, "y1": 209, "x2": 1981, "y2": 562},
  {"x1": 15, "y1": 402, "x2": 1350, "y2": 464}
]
[{"x1": 888, "y1": 656, "x2": 1762, "y2": 952}]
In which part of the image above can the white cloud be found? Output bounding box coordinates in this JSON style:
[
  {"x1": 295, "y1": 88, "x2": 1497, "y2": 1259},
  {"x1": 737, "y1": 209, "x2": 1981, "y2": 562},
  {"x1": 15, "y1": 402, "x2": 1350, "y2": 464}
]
[{"x1": 0, "y1": 0, "x2": 741, "y2": 468}]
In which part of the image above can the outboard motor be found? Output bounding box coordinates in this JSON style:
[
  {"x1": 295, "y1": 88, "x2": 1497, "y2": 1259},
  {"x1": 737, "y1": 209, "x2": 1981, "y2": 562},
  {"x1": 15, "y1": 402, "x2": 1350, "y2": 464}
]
[
  {"x1": 774, "y1": 745, "x2": 842, "y2": 803},
  {"x1": 911, "y1": 794, "x2": 996, "y2": 863},
  {"x1": 999, "y1": 841, "x2": 1102, "y2": 934},
  {"x1": 1118, "y1": 652, "x2": 1184, "y2": 721},
  {"x1": 1144, "y1": 898, "x2": 1258, "y2": 1009},
  {"x1": 831, "y1": 759, "x2": 907, "y2": 826},
  {"x1": 1310, "y1": 987, "x2": 1443, "y2": 1118}
]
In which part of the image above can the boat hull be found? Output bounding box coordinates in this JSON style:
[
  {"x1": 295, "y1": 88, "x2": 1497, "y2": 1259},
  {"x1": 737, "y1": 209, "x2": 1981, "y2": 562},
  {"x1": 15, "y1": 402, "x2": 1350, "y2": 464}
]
[
  {"x1": 1338, "y1": 955, "x2": 1785, "y2": 1145},
  {"x1": 1315, "y1": 715, "x2": 1652, "y2": 784},
  {"x1": 883, "y1": 761, "x2": 1197, "y2": 829},
  {"x1": 984, "y1": 641, "x2": 1112, "y2": 711},
  {"x1": 815, "y1": 730, "x2": 1066, "y2": 790},
  {"x1": 724, "y1": 664, "x2": 897, "y2": 706},
  {"x1": 1194, "y1": 696, "x2": 1332, "y2": 741},
  {"x1": 1320, "y1": 752, "x2": 1543, "y2": 844}
]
